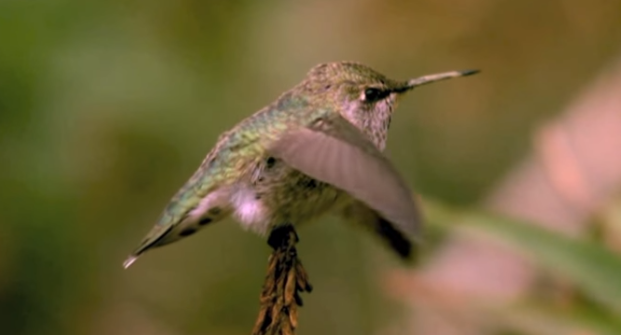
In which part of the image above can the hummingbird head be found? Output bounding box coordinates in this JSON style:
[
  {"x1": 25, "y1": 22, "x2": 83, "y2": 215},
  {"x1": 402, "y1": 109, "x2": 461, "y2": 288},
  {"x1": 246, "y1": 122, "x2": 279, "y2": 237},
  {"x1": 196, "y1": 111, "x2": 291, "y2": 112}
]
[{"x1": 301, "y1": 62, "x2": 478, "y2": 149}]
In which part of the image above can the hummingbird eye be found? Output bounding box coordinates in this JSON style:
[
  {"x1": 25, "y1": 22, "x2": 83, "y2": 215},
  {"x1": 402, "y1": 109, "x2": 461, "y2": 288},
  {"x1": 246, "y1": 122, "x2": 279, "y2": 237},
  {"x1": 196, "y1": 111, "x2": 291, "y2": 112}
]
[{"x1": 363, "y1": 88, "x2": 389, "y2": 102}]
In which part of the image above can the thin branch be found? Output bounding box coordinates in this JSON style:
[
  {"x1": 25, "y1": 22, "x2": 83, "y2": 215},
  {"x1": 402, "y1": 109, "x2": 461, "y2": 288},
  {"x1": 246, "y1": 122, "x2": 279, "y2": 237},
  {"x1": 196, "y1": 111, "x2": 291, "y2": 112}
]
[{"x1": 252, "y1": 226, "x2": 313, "y2": 335}]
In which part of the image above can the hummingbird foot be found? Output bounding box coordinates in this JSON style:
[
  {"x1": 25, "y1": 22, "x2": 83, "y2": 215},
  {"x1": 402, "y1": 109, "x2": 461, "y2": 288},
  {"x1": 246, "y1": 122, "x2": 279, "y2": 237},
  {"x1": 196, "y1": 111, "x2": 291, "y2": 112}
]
[
  {"x1": 267, "y1": 224, "x2": 299, "y2": 250},
  {"x1": 252, "y1": 225, "x2": 312, "y2": 335}
]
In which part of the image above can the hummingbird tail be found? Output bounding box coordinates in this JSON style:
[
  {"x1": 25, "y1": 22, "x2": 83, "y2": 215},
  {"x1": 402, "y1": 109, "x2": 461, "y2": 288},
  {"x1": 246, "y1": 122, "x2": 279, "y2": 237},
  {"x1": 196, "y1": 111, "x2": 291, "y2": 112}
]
[
  {"x1": 122, "y1": 189, "x2": 233, "y2": 269},
  {"x1": 123, "y1": 255, "x2": 139, "y2": 269},
  {"x1": 122, "y1": 224, "x2": 174, "y2": 269}
]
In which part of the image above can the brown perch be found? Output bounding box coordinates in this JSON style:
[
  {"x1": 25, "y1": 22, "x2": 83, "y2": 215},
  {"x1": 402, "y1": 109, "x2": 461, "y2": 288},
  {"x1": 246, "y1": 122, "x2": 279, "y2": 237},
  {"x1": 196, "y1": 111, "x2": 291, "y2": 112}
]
[{"x1": 251, "y1": 225, "x2": 313, "y2": 335}]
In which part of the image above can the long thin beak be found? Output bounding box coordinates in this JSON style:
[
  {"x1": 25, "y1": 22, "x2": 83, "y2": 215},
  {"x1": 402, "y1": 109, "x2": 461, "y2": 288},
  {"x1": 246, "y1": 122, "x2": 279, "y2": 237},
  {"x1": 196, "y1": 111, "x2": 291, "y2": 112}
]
[{"x1": 397, "y1": 69, "x2": 480, "y2": 92}]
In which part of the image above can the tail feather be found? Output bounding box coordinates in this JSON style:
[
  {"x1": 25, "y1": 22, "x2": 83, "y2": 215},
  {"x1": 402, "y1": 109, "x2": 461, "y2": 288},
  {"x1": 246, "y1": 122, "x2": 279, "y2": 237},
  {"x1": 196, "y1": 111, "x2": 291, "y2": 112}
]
[
  {"x1": 123, "y1": 256, "x2": 139, "y2": 269},
  {"x1": 122, "y1": 224, "x2": 173, "y2": 269},
  {"x1": 122, "y1": 186, "x2": 234, "y2": 268}
]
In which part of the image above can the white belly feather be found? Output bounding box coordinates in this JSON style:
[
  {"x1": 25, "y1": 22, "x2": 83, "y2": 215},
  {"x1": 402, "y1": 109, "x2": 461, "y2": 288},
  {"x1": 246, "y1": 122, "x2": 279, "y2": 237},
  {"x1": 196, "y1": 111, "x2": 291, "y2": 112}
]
[{"x1": 231, "y1": 186, "x2": 271, "y2": 234}]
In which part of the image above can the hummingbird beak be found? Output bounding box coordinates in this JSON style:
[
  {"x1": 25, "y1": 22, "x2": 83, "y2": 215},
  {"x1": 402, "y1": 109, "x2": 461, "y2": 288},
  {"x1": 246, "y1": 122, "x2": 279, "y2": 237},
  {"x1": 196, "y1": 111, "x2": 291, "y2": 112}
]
[{"x1": 395, "y1": 69, "x2": 480, "y2": 93}]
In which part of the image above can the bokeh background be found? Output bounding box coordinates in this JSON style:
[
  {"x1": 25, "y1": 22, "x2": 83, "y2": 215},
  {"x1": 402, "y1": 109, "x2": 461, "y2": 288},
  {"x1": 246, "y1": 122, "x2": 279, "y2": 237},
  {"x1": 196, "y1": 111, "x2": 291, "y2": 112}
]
[{"x1": 2, "y1": 1, "x2": 621, "y2": 335}]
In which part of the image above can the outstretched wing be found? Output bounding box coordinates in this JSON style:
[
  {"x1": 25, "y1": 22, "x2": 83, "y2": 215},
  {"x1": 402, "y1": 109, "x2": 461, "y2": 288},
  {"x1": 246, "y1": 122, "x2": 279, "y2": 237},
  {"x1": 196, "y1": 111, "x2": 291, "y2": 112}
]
[
  {"x1": 268, "y1": 114, "x2": 422, "y2": 239},
  {"x1": 341, "y1": 200, "x2": 414, "y2": 259}
]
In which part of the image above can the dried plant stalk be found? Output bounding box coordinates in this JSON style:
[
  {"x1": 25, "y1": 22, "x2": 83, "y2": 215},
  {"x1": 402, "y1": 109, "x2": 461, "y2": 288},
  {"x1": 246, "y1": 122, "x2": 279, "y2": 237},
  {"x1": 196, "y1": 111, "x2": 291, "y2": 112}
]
[{"x1": 251, "y1": 226, "x2": 313, "y2": 335}]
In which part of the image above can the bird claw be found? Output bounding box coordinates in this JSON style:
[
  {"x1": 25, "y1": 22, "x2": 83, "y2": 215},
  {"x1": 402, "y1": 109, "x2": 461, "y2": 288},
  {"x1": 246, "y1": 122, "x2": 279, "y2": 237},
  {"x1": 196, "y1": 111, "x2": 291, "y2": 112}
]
[{"x1": 267, "y1": 224, "x2": 297, "y2": 250}]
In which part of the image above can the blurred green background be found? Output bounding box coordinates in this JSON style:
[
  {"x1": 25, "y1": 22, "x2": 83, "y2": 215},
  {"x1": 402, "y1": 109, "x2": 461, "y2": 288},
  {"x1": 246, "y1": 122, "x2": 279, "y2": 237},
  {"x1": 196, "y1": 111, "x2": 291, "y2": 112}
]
[{"x1": 2, "y1": 1, "x2": 621, "y2": 335}]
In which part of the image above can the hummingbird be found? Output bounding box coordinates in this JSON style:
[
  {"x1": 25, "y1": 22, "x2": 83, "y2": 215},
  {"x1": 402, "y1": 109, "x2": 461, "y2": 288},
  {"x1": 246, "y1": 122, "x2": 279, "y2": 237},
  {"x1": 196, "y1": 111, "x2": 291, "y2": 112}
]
[{"x1": 123, "y1": 61, "x2": 478, "y2": 268}]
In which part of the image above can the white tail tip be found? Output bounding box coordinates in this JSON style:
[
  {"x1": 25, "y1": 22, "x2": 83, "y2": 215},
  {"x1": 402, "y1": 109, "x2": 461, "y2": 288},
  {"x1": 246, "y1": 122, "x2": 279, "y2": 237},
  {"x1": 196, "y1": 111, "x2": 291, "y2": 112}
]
[{"x1": 123, "y1": 256, "x2": 138, "y2": 269}]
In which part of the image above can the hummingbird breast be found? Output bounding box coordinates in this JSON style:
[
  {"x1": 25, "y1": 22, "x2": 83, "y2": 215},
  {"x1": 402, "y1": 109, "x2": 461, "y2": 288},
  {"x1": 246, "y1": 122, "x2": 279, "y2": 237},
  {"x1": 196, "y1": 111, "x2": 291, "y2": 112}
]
[{"x1": 230, "y1": 155, "x2": 346, "y2": 235}]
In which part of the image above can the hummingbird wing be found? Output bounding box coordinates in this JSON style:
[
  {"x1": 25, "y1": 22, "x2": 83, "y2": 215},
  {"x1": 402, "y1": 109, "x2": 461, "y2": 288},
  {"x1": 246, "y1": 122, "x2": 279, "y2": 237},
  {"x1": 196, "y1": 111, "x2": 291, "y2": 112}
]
[
  {"x1": 341, "y1": 200, "x2": 414, "y2": 259},
  {"x1": 268, "y1": 114, "x2": 422, "y2": 239}
]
